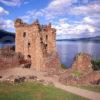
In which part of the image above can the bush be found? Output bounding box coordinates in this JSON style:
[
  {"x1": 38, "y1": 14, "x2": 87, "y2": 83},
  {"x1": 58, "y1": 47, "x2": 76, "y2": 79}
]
[
  {"x1": 61, "y1": 64, "x2": 67, "y2": 69},
  {"x1": 92, "y1": 59, "x2": 100, "y2": 70},
  {"x1": 71, "y1": 71, "x2": 82, "y2": 78}
]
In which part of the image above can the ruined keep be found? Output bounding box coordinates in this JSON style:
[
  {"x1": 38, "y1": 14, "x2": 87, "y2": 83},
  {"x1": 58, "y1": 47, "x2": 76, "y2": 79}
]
[{"x1": 14, "y1": 19, "x2": 61, "y2": 71}]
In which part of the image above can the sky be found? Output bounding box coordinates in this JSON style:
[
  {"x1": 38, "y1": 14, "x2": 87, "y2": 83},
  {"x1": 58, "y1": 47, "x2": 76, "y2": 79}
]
[{"x1": 0, "y1": 0, "x2": 100, "y2": 39}]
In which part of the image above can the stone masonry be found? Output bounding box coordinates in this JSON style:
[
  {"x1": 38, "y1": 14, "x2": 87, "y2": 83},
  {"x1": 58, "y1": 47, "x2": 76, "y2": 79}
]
[
  {"x1": 72, "y1": 53, "x2": 93, "y2": 72},
  {"x1": 14, "y1": 19, "x2": 61, "y2": 71}
]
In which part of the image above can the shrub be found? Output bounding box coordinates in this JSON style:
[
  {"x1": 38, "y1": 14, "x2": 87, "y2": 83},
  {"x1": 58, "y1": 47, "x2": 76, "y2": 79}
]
[
  {"x1": 91, "y1": 59, "x2": 100, "y2": 70},
  {"x1": 61, "y1": 64, "x2": 67, "y2": 69},
  {"x1": 71, "y1": 71, "x2": 82, "y2": 78}
]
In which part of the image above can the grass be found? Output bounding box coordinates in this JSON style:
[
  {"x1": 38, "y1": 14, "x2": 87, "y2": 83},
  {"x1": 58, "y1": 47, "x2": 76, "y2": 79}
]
[
  {"x1": 71, "y1": 71, "x2": 82, "y2": 78},
  {"x1": 0, "y1": 82, "x2": 88, "y2": 100},
  {"x1": 77, "y1": 85, "x2": 100, "y2": 93}
]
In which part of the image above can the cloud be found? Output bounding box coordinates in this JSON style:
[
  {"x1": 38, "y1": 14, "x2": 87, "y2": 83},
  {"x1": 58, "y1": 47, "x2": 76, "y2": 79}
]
[
  {"x1": 0, "y1": 0, "x2": 23, "y2": 6},
  {"x1": 21, "y1": 0, "x2": 74, "y2": 21},
  {"x1": 69, "y1": 2, "x2": 100, "y2": 16},
  {"x1": 47, "y1": 0, "x2": 72, "y2": 11},
  {"x1": 53, "y1": 17, "x2": 96, "y2": 39},
  {"x1": 0, "y1": 19, "x2": 14, "y2": 29},
  {"x1": 0, "y1": 6, "x2": 13, "y2": 31},
  {"x1": 0, "y1": 6, "x2": 9, "y2": 15},
  {"x1": 20, "y1": 10, "x2": 43, "y2": 23},
  {"x1": 43, "y1": 0, "x2": 74, "y2": 19},
  {"x1": 53, "y1": 1, "x2": 100, "y2": 38},
  {"x1": 19, "y1": 0, "x2": 100, "y2": 38},
  {"x1": 83, "y1": 17, "x2": 94, "y2": 24}
]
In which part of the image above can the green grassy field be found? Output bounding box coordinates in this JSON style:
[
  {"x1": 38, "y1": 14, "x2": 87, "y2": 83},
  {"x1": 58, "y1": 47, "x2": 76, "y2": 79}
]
[{"x1": 0, "y1": 82, "x2": 88, "y2": 100}]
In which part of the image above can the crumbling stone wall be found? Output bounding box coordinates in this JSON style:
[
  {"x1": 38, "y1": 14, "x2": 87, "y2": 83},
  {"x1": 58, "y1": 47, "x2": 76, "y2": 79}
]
[
  {"x1": 0, "y1": 46, "x2": 20, "y2": 69},
  {"x1": 14, "y1": 19, "x2": 61, "y2": 71},
  {"x1": 72, "y1": 53, "x2": 93, "y2": 72}
]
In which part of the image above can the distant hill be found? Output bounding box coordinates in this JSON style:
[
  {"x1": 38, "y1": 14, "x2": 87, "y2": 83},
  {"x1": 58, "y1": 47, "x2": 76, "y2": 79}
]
[
  {"x1": 0, "y1": 30, "x2": 15, "y2": 43},
  {"x1": 56, "y1": 36, "x2": 100, "y2": 42}
]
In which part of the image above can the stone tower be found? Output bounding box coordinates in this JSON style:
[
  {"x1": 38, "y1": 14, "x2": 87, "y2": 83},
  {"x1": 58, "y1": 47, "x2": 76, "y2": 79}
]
[{"x1": 14, "y1": 19, "x2": 61, "y2": 71}]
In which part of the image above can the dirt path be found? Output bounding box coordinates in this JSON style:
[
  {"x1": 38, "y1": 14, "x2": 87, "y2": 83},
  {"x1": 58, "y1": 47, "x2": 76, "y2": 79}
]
[
  {"x1": 0, "y1": 67, "x2": 100, "y2": 100},
  {"x1": 54, "y1": 82, "x2": 100, "y2": 100}
]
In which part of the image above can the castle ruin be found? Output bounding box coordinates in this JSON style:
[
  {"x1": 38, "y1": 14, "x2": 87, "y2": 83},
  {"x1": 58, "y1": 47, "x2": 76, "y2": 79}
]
[{"x1": 14, "y1": 19, "x2": 61, "y2": 72}]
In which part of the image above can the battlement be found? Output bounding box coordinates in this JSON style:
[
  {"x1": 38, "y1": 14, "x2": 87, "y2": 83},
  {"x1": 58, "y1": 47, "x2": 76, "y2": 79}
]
[{"x1": 14, "y1": 19, "x2": 55, "y2": 32}]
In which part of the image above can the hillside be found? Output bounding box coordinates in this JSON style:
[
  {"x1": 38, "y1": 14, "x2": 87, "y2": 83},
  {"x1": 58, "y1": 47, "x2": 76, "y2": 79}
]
[
  {"x1": 0, "y1": 30, "x2": 15, "y2": 43},
  {"x1": 57, "y1": 36, "x2": 100, "y2": 42}
]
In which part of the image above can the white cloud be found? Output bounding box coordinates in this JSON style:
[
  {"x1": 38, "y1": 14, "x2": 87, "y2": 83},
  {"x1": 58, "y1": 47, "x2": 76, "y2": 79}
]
[
  {"x1": 0, "y1": 6, "x2": 9, "y2": 15},
  {"x1": 20, "y1": 10, "x2": 44, "y2": 23},
  {"x1": 83, "y1": 17, "x2": 94, "y2": 24},
  {"x1": 44, "y1": 0, "x2": 74, "y2": 20},
  {"x1": 53, "y1": 17, "x2": 96, "y2": 39},
  {"x1": 69, "y1": 3, "x2": 100, "y2": 16},
  {"x1": 0, "y1": 6, "x2": 13, "y2": 31},
  {"x1": 20, "y1": 0, "x2": 100, "y2": 38},
  {"x1": 21, "y1": 0, "x2": 74, "y2": 20},
  {"x1": 0, "y1": 19, "x2": 14, "y2": 29},
  {"x1": 0, "y1": 0, "x2": 23, "y2": 6},
  {"x1": 47, "y1": 0, "x2": 72, "y2": 10}
]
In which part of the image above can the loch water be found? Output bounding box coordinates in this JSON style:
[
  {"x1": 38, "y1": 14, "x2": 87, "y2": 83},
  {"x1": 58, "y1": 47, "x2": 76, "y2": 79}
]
[{"x1": 56, "y1": 41, "x2": 100, "y2": 67}]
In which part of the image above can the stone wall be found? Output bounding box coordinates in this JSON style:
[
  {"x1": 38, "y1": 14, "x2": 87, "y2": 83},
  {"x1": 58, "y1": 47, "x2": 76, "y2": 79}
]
[{"x1": 0, "y1": 46, "x2": 20, "y2": 69}]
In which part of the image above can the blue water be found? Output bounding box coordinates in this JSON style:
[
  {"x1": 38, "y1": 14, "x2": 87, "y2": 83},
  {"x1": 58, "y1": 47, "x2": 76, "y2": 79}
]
[
  {"x1": 0, "y1": 41, "x2": 100, "y2": 67},
  {"x1": 56, "y1": 41, "x2": 100, "y2": 67}
]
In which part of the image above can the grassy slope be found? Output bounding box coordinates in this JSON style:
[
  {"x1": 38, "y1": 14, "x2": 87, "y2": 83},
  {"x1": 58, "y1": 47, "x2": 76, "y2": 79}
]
[
  {"x1": 0, "y1": 82, "x2": 88, "y2": 100},
  {"x1": 77, "y1": 86, "x2": 100, "y2": 93}
]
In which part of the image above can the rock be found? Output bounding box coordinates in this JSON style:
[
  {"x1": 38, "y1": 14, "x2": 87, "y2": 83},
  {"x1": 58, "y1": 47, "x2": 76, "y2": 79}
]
[
  {"x1": 38, "y1": 79, "x2": 45, "y2": 83},
  {"x1": 90, "y1": 79, "x2": 100, "y2": 85},
  {"x1": 29, "y1": 75, "x2": 37, "y2": 80},
  {"x1": 23, "y1": 63, "x2": 31, "y2": 68},
  {"x1": 79, "y1": 71, "x2": 100, "y2": 85},
  {"x1": 39, "y1": 80, "x2": 54, "y2": 86},
  {"x1": 14, "y1": 76, "x2": 25, "y2": 83},
  {"x1": 3, "y1": 75, "x2": 15, "y2": 84},
  {"x1": 72, "y1": 53, "x2": 93, "y2": 73}
]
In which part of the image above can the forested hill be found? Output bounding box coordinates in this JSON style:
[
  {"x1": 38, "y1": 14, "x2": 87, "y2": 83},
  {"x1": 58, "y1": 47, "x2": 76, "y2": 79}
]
[
  {"x1": 0, "y1": 30, "x2": 15, "y2": 43},
  {"x1": 57, "y1": 36, "x2": 100, "y2": 42}
]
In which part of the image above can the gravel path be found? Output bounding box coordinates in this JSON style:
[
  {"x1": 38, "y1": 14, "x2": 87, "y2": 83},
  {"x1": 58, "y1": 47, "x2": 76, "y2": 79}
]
[{"x1": 54, "y1": 82, "x2": 100, "y2": 100}]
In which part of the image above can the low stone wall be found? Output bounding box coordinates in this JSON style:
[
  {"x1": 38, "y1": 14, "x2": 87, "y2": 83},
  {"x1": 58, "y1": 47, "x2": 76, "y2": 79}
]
[
  {"x1": 0, "y1": 46, "x2": 24, "y2": 69},
  {"x1": 79, "y1": 71, "x2": 100, "y2": 85}
]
